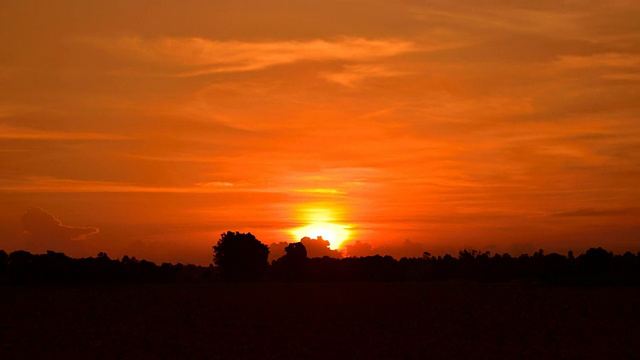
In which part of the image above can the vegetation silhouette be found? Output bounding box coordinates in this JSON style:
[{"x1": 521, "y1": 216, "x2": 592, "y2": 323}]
[
  {"x1": 270, "y1": 242, "x2": 309, "y2": 281},
  {"x1": 2, "y1": 231, "x2": 640, "y2": 285},
  {"x1": 213, "y1": 231, "x2": 269, "y2": 281}
]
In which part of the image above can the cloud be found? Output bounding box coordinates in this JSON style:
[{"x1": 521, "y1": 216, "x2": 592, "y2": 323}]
[
  {"x1": 298, "y1": 236, "x2": 342, "y2": 258},
  {"x1": 410, "y1": 8, "x2": 565, "y2": 40},
  {"x1": 22, "y1": 207, "x2": 99, "y2": 245},
  {"x1": 0, "y1": 124, "x2": 130, "y2": 141},
  {"x1": 196, "y1": 181, "x2": 234, "y2": 188},
  {"x1": 321, "y1": 64, "x2": 406, "y2": 87},
  {"x1": 268, "y1": 237, "x2": 342, "y2": 261},
  {"x1": 344, "y1": 241, "x2": 375, "y2": 257},
  {"x1": 553, "y1": 53, "x2": 640, "y2": 81},
  {"x1": 293, "y1": 188, "x2": 346, "y2": 195},
  {"x1": 268, "y1": 241, "x2": 288, "y2": 262},
  {"x1": 0, "y1": 177, "x2": 271, "y2": 194},
  {"x1": 86, "y1": 36, "x2": 416, "y2": 76},
  {"x1": 556, "y1": 53, "x2": 640, "y2": 70},
  {"x1": 550, "y1": 207, "x2": 640, "y2": 217},
  {"x1": 344, "y1": 239, "x2": 428, "y2": 259}
]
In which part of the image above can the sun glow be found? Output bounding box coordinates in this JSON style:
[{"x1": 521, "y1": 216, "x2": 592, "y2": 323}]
[
  {"x1": 290, "y1": 207, "x2": 352, "y2": 249},
  {"x1": 291, "y1": 222, "x2": 351, "y2": 249}
]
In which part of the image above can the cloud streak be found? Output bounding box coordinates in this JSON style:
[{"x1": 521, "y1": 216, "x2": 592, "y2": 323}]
[
  {"x1": 0, "y1": 125, "x2": 130, "y2": 141},
  {"x1": 0, "y1": 177, "x2": 275, "y2": 194},
  {"x1": 87, "y1": 36, "x2": 417, "y2": 77},
  {"x1": 321, "y1": 64, "x2": 407, "y2": 87}
]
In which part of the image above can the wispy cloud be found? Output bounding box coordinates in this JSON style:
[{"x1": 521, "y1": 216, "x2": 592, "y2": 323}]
[
  {"x1": 556, "y1": 53, "x2": 640, "y2": 70},
  {"x1": 87, "y1": 36, "x2": 417, "y2": 77},
  {"x1": 550, "y1": 207, "x2": 640, "y2": 217},
  {"x1": 0, "y1": 177, "x2": 236, "y2": 193},
  {"x1": 409, "y1": 4, "x2": 582, "y2": 36},
  {"x1": 0, "y1": 177, "x2": 282, "y2": 194},
  {"x1": 195, "y1": 181, "x2": 234, "y2": 188},
  {"x1": 293, "y1": 188, "x2": 347, "y2": 195},
  {"x1": 321, "y1": 64, "x2": 406, "y2": 87},
  {"x1": 0, "y1": 125, "x2": 130, "y2": 140}
]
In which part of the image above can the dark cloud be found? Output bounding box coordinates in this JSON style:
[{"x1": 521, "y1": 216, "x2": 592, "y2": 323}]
[
  {"x1": 343, "y1": 239, "x2": 428, "y2": 259},
  {"x1": 22, "y1": 207, "x2": 99, "y2": 249},
  {"x1": 374, "y1": 239, "x2": 428, "y2": 259},
  {"x1": 268, "y1": 236, "x2": 342, "y2": 261},
  {"x1": 268, "y1": 241, "x2": 288, "y2": 262},
  {"x1": 300, "y1": 236, "x2": 342, "y2": 258},
  {"x1": 344, "y1": 241, "x2": 375, "y2": 257}
]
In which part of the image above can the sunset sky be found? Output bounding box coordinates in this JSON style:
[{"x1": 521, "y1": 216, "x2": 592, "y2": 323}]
[{"x1": 1, "y1": 1, "x2": 639, "y2": 264}]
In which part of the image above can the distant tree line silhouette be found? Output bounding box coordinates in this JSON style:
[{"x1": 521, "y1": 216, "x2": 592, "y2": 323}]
[
  {"x1": 2, "y1": 232, "x2": 640, "y2": 285},
  {"x1": 0, "y1": 249, "x2": 213, "y2": 285}
]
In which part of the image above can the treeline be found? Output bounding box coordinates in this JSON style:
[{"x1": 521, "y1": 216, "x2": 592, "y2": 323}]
[
  {"x1": 269, "y1": 247, "x2": 640, "y2": 285},
  {"x1": 0, "y1": 250, "x2": 213, "y2": 285},
  {"x1": 219, "y1": 232, "x2": 640, "y2": 285},
  {"x1": 273, "y1": 248, "x2": 640, "y2": 284},
  {"x1": 2, "y1": 245, "x2": 640, "y2": 286}
]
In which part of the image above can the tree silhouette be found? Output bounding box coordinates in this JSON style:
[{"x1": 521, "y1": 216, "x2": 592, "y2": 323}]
[
  {"x1": 272, "y1": 242, "x2": 308, "y2": 281},
  {"x1": 284, "y1": 242, "x2": 307, "y2": 259},
  {"x1": 578, "y1": 247, "x2": 613, "y2": 280},
  {"x1": 213, "y1": 231, "x2": 269, "y2": 281},
  {"x1": 0, "y1": 250, "x2": 7, "y2": 283}
]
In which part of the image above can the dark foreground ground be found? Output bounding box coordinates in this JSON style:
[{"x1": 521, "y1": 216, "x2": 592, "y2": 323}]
[{"x1": 1, "y1": 282, "x2": 639, "y2": 359}]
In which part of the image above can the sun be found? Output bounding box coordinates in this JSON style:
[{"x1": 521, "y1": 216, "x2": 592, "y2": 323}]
[
  {"x1": 290, "y1": 222, "x2": 351, "y2": 249},
  {"x1": 289, "y1": 207, "x2": 352, "y2": 249}
]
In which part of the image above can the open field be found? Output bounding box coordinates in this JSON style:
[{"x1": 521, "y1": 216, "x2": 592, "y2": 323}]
[{"x1": 2, "y1": 283, "x2": 639, "y2": 359}]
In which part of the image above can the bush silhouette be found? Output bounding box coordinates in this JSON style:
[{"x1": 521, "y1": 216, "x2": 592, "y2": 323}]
[
  {"x1": 284, "y1": 242, "x2": 307, "y2": 259},
  {"x1": 271, "y1": 242, "x2": 308, "y2": 281},
  {"x1": 213, "y1": 231, "x2": 269, "y2": 281}
]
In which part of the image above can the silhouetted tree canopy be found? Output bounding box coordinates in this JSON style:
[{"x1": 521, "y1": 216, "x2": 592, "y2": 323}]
[
  {"x1": 213, "y1": 231, "x2": 269, "y2": 281},
  {"x1": 284, "y1": 242, "x2": 307, "y2": 259},
  {"x1": 271, "y1": 242, "x2": 308, "y2": 281}
]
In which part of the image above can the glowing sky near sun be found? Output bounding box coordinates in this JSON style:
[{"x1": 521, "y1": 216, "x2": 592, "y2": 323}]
[
  {"x1": 1, "y1": 1, "x2": 640, "y2": 264},
  {"x1": 289, "y1": 207, "x2": 352, "y2": 249}
]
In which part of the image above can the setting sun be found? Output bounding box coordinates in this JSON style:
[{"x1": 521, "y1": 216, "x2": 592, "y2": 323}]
[
  {"x1": 290, "y1": 222, "x2": 351, "y2": 249},
  {"x1": 289, "y1": 207, "x2": 352, "y2": 249}
]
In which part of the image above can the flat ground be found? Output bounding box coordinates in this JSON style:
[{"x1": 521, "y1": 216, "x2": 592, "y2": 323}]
[{"x1": 1, "y1": 282, "x2": 639, "y2": 359}]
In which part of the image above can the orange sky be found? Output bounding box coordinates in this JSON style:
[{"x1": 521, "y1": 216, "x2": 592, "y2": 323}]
[{"x1": 1, "y1": 1, "x2": 640, "y2": 264}]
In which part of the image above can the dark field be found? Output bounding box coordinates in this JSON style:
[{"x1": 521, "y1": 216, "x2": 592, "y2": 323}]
[{"x1": 1, "y1": 283, "x2": 639, "y2": 359}]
